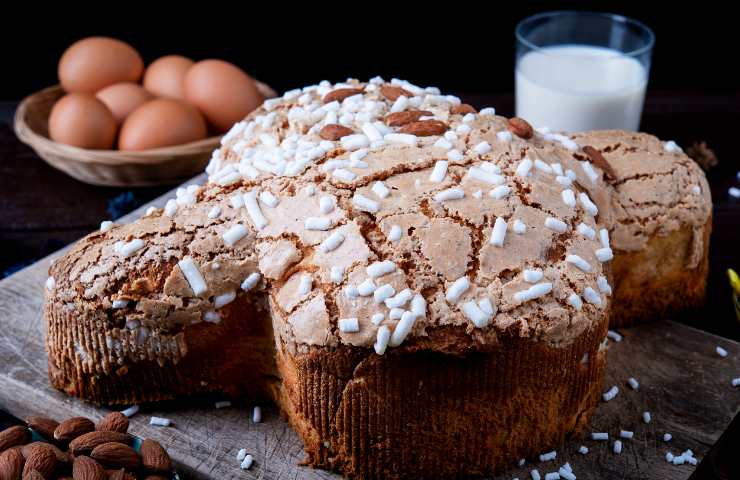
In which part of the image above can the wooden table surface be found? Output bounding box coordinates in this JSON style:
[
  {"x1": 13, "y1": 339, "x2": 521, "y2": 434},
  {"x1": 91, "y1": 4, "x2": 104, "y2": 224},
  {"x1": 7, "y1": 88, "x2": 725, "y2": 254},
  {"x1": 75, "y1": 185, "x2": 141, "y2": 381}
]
[{"x1": 1, "y1": 90, "x2": 740, "y2": 479}]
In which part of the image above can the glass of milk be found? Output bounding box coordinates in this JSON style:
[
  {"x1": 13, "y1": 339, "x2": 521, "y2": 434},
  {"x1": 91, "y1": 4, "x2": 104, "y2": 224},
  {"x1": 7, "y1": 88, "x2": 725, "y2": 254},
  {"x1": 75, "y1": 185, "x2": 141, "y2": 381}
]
[{"x1": 515, "y1": 11, "x2": 654, "y2": 132}]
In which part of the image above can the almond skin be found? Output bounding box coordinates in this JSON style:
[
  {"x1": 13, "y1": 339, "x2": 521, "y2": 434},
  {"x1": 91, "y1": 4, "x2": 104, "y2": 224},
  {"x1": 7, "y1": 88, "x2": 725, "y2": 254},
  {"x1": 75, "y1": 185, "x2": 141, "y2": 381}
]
[
  {"x1": 54, "y1": 418, "x2": 94, "y2": 444},
  {"x1": 69, "y1": 431, "x2": 132, "y2": 456},
  {"x1": 106, "y1": 468, "x2": 137, "y2": 480},
  {"x1": 21, "y1": 469, "x2": 45, "y2": 480},
  {"x1": 90, "y1": 443, "x2": 140, "y2": 470},
  {"x1": 397, "y1": 120, "x2": 448, "y2": 137},
  {"x1": 322, "y1": 88, "x2": 364, "y2": 104},
  {"x1": 380, "y1": 85, "x2": 412, "y2": 101},
  {"x1": 450, "y1": 104, "x2": 477, "y2": 115},
  {"x1": 0, "y1": 426, "x2": 29, "y2": 452},
  {"x1": 72, "y1": 456, "x2": 106, "y2": 480},
  {"x1": 95, "y1": 412, "x2": 128, "y2": 434},
  {"x1": 0, "y1": 447, "x2": 24, "y2": 480},
  {"x1": 25, "y1": 417, "x2": 59, "y2": 441},
  {"x1": 140, "y1": 439, "x2": 171, "y2": 473},
  {"x1": 507, "y1": 117, "x2": 534, "y2": 139},
  {"x1": 384, "y1": 110, "x2": 432, "y2": 127},
  {"x1": 583, "y1": 145, "x2": 617, "y2": 181},
  {"x1": 318, "y1": 124, "x2": 354, "y2": 141},
  {"x1": 21, "y1": 445, "x2": 55, "y2": 479},
  {"x1": 21, "y1": 442, "x2": 68, "y2": 464}
]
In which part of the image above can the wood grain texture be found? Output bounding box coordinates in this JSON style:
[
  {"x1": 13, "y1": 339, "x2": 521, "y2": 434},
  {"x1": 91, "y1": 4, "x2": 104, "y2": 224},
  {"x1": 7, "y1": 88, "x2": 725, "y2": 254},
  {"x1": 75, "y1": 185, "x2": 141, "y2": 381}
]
[{"x1": 1, "y1": 179, "x2": 739, "y2": 480}]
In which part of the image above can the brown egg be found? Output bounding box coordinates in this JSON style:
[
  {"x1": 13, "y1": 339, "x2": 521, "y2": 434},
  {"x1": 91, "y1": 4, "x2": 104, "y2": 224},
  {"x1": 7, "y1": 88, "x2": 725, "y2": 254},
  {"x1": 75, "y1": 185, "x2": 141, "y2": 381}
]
[
  {"x1": 95, "y1": 82, "x2": 153, "y2": 124},
  {"x1": 48, "y1": 93, "x2": 117, "y2": 149},
  {"x1": 183, "y1": 59, "x2": 263, "y2": 133},
  {"x1": 58, "y1": 37, "x2": 144, "y2": 93},
  {"x1": 143, "y1": 55, "x2": 194, "y2": 100},
  {"x1": 119, "y1": 99, "x2": 208, "y2": 151}
]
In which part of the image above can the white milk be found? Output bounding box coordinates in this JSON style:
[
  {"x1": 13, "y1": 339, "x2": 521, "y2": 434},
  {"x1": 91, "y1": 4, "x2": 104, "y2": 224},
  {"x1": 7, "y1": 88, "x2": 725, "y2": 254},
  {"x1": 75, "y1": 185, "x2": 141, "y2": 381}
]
[{"x1": 515, "y1": 45, "x2": 647, "y2": 132}]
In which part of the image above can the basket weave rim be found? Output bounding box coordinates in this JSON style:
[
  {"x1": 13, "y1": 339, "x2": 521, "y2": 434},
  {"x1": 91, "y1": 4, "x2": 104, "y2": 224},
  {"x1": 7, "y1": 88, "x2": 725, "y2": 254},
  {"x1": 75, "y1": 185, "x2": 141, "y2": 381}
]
[{"x1": 13, "y1": 82, "x2": 276, "y2": 166}]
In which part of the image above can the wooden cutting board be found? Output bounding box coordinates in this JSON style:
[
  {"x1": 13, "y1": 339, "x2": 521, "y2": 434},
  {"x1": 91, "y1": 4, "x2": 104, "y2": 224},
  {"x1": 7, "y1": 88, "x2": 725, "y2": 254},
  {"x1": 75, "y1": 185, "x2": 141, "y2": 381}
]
[{"x1": 1, "y1": 177, "x2": 739, "y2": 480}]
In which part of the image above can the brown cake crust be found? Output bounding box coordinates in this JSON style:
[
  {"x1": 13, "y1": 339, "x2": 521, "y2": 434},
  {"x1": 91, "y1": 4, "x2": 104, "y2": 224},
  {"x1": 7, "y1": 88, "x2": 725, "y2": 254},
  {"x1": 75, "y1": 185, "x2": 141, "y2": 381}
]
[{"x1": 277, "y1": 318, "x2": 608, "y2": 478}]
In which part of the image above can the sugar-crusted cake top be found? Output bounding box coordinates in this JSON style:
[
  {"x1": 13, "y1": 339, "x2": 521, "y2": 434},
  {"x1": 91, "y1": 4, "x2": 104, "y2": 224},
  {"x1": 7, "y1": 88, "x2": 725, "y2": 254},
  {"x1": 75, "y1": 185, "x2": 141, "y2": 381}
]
[{"x1": 48, "y1": 77, "x2": 624, "y2": 361}]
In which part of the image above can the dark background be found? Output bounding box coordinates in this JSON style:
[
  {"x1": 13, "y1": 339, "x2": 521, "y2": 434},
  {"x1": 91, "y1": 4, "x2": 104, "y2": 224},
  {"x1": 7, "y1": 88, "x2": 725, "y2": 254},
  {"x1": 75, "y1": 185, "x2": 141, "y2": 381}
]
[{"x1": 1, "y1": 3, "x2": 737, "y2": 100}]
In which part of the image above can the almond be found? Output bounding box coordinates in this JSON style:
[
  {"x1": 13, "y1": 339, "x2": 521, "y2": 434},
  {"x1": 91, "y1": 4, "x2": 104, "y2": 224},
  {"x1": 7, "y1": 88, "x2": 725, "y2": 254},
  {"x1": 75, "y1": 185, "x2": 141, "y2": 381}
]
[
  {"x1": 450, "y1": 104, "x2": 477, "y2": 115},
  {"x1": 140, "y1": 439, "x2": 171, "y2": 473},
  {"x1": 318, "y1": 124, "x2": 354, "y2": 141},
  {"x1": 21, "y1": 442, "x2": 68, "y2": 464},
  {"x1": 582, "y1": 145, "x2": 617, "y2": 181},
  {"x1": 107, "y1": 468, "x2": 137, "y2": 480},
  {"x1": 0, "y1": 426, "x2": 29, "y2": 452},
  {"x1": 380, "y1": 85, "x2": 412, "y2": 101},
  {"x1": 25, "y1": 418, "x2": 58, "y2": 441},
  {"x1": 54, "y1": 418, "x2": 94, "y2": 444},
  {"x1": 90, "y1": 443, "x2": 140, "y2": 470},
  {"x1": 143, "y1": 476, "x2": 168, "y2": 480},
  {"x1": 95, "y1": 412, "x2": 128, "y2": 434},
  {"x1": 384, "y1": 110, "x2": 432, "y2": 127},
  {"x1": 397, "y1": 120, "x2": 448, "y2": 137},
  {"x1": 507, "y1": 117, "x2": 533, "y2": 140},
  {"x1": 21, "y1": 445, "x2": 54, "y2": 479},
  {"x1": 0, "y1": 448, "x2": 24, "y2": 480},
  {"x1": 21, "y1": 470, "x2": 45, "y2": 480},
  {"x1": 69, "y1": 432, "x2": 132, "y2": 456},
  {"x1": 72, "y1": 456, "x2": 106, "y2": 480},
  {"x1": 322, "y1": 88, "x2": 364, "y2": 104}
]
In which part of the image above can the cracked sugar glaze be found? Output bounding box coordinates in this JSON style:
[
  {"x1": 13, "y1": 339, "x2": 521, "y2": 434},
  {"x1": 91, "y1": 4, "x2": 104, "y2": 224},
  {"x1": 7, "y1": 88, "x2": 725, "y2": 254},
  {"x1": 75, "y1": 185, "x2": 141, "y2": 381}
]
[{"x1": 516, "y1": 45, "x2": 647, "y2": 132}]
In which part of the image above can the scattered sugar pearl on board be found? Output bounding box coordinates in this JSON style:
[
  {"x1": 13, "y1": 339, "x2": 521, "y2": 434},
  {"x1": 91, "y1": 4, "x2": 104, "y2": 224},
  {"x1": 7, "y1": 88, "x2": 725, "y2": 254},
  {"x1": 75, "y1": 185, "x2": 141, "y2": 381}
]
[
  {"x1": 215, "y1": 401, "x2": 231, "y2": 409},
  {"x1": 732, "y1": 378, "x2": 740, "y2": 387},
  {"x1": 240, "y1": 454, "x2": 254, "y2": 470},
  {"x1": 559, "y1": 466, "x2": 576, "y2": 480},
  {"x1": 607, "y1": 330, "x2": 622, "y2": 342},
  {"x1": 628, "y1": 377, "x2": 639, "y2": 390},
  {"x1": 150, "y1": 416, "x2": 172, "y2": 427},
  {"x1": 620, "y1": 430, "x2": 634, "y2": 439},
  {"x1": 613, "y1": 440, "x2": 623, "y2": 454},
  {"x1": 121, "y1": 405, "x2": 139, "y2": 417},
  {"x1": 592, "y1": 432, "x2": 609, "y2": 441},
  {"x1": 578, "y1": 446, "x2": 589, "y2": 454},
  {"x1": 643, "y1": 411, "x2": 652, "y2": 423},
  {"x1": 236, "y1": 448, "x2": 247, "y2": 461},
  {"x1": 538, "y1": 451, "x2": 556, "y2": 462},
  {"x1": 716, "y1": 346, "x2": 728, "y2": 357},
  {"x1": 663, "y1": 433, "x2": 672, "y2": 441},
  {"x1": 602, "y1": 385, "x2": 619, "y2": 401},
  {"x1": 252, "y1": 406, "x2": 262, "y2": 423},
  {"x1": 530, "y1": 469, "x2": 541, "y2": 480}
]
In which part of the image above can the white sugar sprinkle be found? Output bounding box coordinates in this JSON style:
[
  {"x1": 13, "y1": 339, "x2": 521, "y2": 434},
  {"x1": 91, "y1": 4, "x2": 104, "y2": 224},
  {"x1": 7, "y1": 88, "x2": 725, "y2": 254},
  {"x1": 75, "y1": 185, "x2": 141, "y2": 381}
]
[
  {"x1": 531, "y1": 469, "x2": 541, "y2": 480},
  {"x1": 330, "y1": 266, "x2": 344, "y2": 283},
  {"x1": 496, "y1": 131, "x2": 512, "y2": 142},
  {"x1": 664, "y1": 140, "x2": 681, "y2": 153},
  {"x1": 489, "y1": 185, "x2": 511, "y2": 199},
  {"x1": 341, "y1": 134, "x2": 370, "y2": 151},
  {"x1": 591, "y1": 432, "x2": 609, "y2": 441},
  {"x1": 716, "y1": 346, "x2": 728, "y2": 357},
  {"x1": 214, "y1": 291, "x2": 236, "y2": 308},
  {"x1": 112, "y1": 299, "x2": 128, "y2": 309},
  {"x1": 578, "y1": 446, "x2": 589, "y2": 454},
  {"x1": 178, "y1": 257, "x2": 207, "y2": 296},
  {"x1": 555, "y1": 175, "x2": 572, "y2": 187},
  {"x1": 516, "y1": 158, "x2": 533, "y2": 177},
  {"x1": 513, "y1": 219, "x2": 527, "y2": 234},
  {"x1": 45, "y1": 276, "x2": 55, "y2": 291},
  {"x1": 447, "y1": 149, "x2": 464, "y2": 161},
  {"x1": 581, "y1": 161, "x2": 600, "y2": 184},
  {"x1": 339, "y1": 317, "x2": 360, "y2": 333},
  {"x1": 523, "y1": 269, "x2": 543, "y2": 283},
  {"x1": 252, "y1": 406, "x2": 262, "y2": 423},
  {"x1": 473, "y1": 141, "x2": 491, "y2": 155},
  {"x1": 434, "y1": 187, "x2": 465, "y2": 202},
  {"x1": 514, "y1": 282, "x2": 553, "y2": 303},
  {"x1": 566, "y1": 254, "x2": 592, "y2": 272},
  {"x1": 643, "y1": 411, "x2": 652, "y2": 423},
  {"x1": 446, "y1": 276, "x2": 470, "y2": 303},
  {"x1": 576, "y1": 223, "x2": 596, "y2": 240},
  {"x1": 319, "y1": 231, "x2": 345, "y2": 253},
  {"x1": 388, "y1": 225, "x2": 402, "y2": 242},
  {"x1": 389, "y1": 311, "x2": 418, "y2": 347},
  {"x1": 613, "y1": 440, "x2": 622, "y2": 454},
  {"x1": 389, "y1": 308, "x2": 404, "y2": 320},
  {"x1": 578, "y1": 192, "x2": 599, "y2": 216},
  {"x1": 319, "y1": 196, "x2": 335, "y2": 214},
  {"x1": 433, "y1": 137, "x2": 452, "y2": 150},
  {"x1": 357, "y1": 279, "x2": 376, "y2": 296},
  {"x1": 385, "y1": 289, "x2": 413, "y2": 309},
  {"x1": 534, "y1": 159, "x2": 553, "y2": 173},
  {"x1": 297, "y1": 275, "x2": 312, "y2": 296},
  {"x1": 372, "y1": 181, "x2": 391, "y2": 199},
  {"x1": 333, "y1": 168, "x2": 357, "y2": 182},
  {"x1": 628, "y1": 377, "x2": 639, "y2": 390},
  {"x1": 385, "y1": 133, "x2": 418, "y2": 146},
  {"x1": 603, "y1": 385, "x2": 619, "y2": 401},
  {"x1": 345, "y1": 285, "x2": 359, "y2": 299},
  {"x1": 597, "y1": 276, "x2": 612, "y2": 295},
  {"x1": 729, "y1": 187, "x2": 740, "y2": 198},
  {"x1": 223, "y1": 224, "x2": 248, "y2": 246},
  {"x1": 468, "y1": 167, "x2": 505, "y2": 185},
  {"x1": 456, "y1": 124, "x2": 471, "y2": 135},
  {"x1": 207, "y1": 206, "x2": 222, "y2": 219},
  {"x1": 583, "y1": 287, "x2": 602, "y2": 306},
  {"x1": 411, "y1": 294, "x2": 427, "y2": 316},
  {"x1": 100, "y1": 220, "x2": 113, "y2": 232},
  {"x1": 150, "y1": 417, "x2": 171, "y2": 427},
  {"x1": 462, "y1": 301, "x2": 491, "y2": 328},
  {"x1": 119, "y1": 239, "x2": 144, "y2": 258},
  {"x1": 236, "y1": 448, "x2": 247, "y2": 461},
  {"x1": 353, "y1": 193, "x2": 380, "y2": 213},
  {"x1": 732, "y1": 378, "x2": 740, "y2": 387},
  {"x1": 620, "y1": 430, "x2": 634, "y2": 439},
  {"x1": 567, "y1": 293, "x2": 583, "y2": 310},
  {"x1": 241, "y1": 272, "x2": 261, "y2": 291},
  {"x1": 371, "y1": 313, "x2": 385, "y2": 326},
  {"x1": 259, "y1": 191, "x2": 279, "y2": 208},
  {"x1": 691, "y1": 185, "x2": 701, "y2": 195},
  {"x1": 374, "y1": 326, "x2": 391, "y2": 355},
  {"x1": 561, "y1": 189, "x2": 576, "y2": 208},
  {"x1": 164, "y1": 199, "x2": 178, "y2": 217},
  {"x1": 215, "y1": 401, "x2": 232, "y2": 409},
  {"x1": 595, "y1": 247, "x2": 614, "y2": 262},
  {"x1": 429, "y1": 160, "x2": 449, "y2": 183},
  {"x1": 305, "y1": 217, "x2": 332, "y2": 231},
  {"x1": 204, "y1": 310, "x2": 220, "y2": 323},
  {"x1": 243, "y1": 190, "x2": 268, "y2": 230},
  {"x1": 480, "y1": 107, "x2": 496, "y2": 116},
  {"x1": 489, "y1": 217, "x2": 508, "y2": 247},
  {"x1": 367, "y1": 260, "x2": 396, "y2": 278},
  {"x1": 230, "y1": 194, "x2": 244, "y2": 209},
  {"x1": 478, "y1": 298, "x2": 495, "y2": 316},
  {"x1": 599, "y1": 228, "x2": 610, "y2": 248},
  {"x1": 544, "y1": 217, "x2": 567, "y2": 233},
  {"x1": 373, "y1": 284, "x2": 396, "y2": 304},
  {"x1": 539, "y1": 451, "x2": 557, "y2": 462},
  {"x1": 544, "y1": 473, "x2": 559, "y2": 480},
  {"x1": 663, "y1": 433, "x2": 672, "y2": 441},
  {"x1": 120, "y1": 405, "x2": 139, "y2": 417}
]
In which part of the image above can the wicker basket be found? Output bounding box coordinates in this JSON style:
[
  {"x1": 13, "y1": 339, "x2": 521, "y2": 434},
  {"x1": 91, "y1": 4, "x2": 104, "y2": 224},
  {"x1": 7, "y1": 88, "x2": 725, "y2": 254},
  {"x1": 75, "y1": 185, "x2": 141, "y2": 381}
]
[{"x1": 14, "y1": 83, "x2": 277, "y2": 187}]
